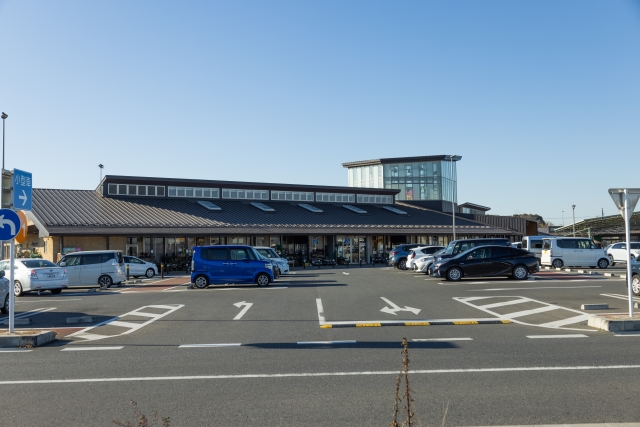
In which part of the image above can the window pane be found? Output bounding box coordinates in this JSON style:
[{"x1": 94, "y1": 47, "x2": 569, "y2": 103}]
[
  {"x1": 118, "y1": 184, "x2": 127, "y2": 195},
  {"x1": 108, "y1": 184, "x2": 117, "y2": 194},
  {"x1": 185, "y1": 188, "x2": 194, "y2": 197},
  {"x1": 203, "y1": 189, "x2": 210, "y2": 198},
  {"x1": 195, "y1": 188, "x2": 203, "y2": 197},
  {"x1": 157, "y1": 186, "x2": 165, "y2": 196},
  {"x1": 128, "y1": 185, "x2": 137, "y2": 195},
  {"x1": 138, "y1": 186, "x2": 146, "y2": 196},
  {"x1": 148, "y1": 186, "x2": 156, "y2": 196},
  {"x1": 168, "y1": 187, "x2": 177, "y2": 196}
]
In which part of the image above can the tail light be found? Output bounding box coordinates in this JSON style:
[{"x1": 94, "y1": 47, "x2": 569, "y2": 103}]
[
  {"x1": 390, "y1": 251, "x2": 396, "y2": 256},
  {"x1": 29, "y1": 270, "x2": 38, "y2": 279},
  {"x1": 62, "y1": 269, "x2": 67, "y2": 278},
  {"x1": 409, "y1": 253, "x2": 414, "y2": 259}
]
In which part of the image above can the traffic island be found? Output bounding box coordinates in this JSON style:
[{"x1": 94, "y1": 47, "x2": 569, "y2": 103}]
[
  {"x1": 0, "y1": 330, "x2": 56, "y2": 348},
  {"x1": 588, "y1": 313, "x2": 640, "y2": 332}
]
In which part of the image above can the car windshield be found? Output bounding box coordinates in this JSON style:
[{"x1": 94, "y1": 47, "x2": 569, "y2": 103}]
[
  {"x1": 443, "y1": 242, "x2": 456, "y2": 255},
  {"x1": 256, "y1": 248, "x2": 279, "y2": 259},
  {"x1": 21, "y1": 260, "x2": 57, "y2": 268}
]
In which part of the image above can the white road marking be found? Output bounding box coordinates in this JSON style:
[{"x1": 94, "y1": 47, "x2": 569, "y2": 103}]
[
  {"x1": 16, "y1": 299, "x2": 82, "y2": 303},
  {"x1": 380, "y1": 297, "x2": 421, "y2": 315},
  {"x1": 342, "y1": 272, "x2": 350, "y2": 275},
  {"x1": 316, "y1": 298, "x2": 326, "y2": 325},
  {"x1": 161, "y1": 284, "x2": 190, "y2": 291},
  {"x1": 0, "y1": 307, "x2": 56, "y2": 322},
  {"x1": 615, "y1": 333, "x2": 640, "y2": 337},
  {"x1": 527, "y1": 334, "x2": 589, "y2": 339},
  {"x1": 472, "y1": 286, "x2": 602, "y2": 291},
  {"x1": 179, "y1": 343, "x2": 241, "y2": 348},
  {"x1": 412, "y1": 338, "x2": 473, "y2": 342},
  {"x1": 5, "y1": 365, "x2": 640, "y2": 384},
  {"x1": 68, "y1": 304, "x2": 184, "y2": 342},
  {"x1": 454, "y1": 296, "x2": 592, "y2": 331},
  {"x1": 61, "y1": 346, "x2": 124, "y2": 351},
  {"x1": 297, "y1": 340, "x2": 356, "y2": 345},
  {"x1": 213, "y1": 287, "x2": 288, "y2": 291},
  {"x1": 0, "y1": 349, "x2": 32, "y2": 352},
  {"x1": 602, "y1": 293, "x2": 640, "y2": 302},
  {"x1": 233, "y1": 301, "x2": 253, "y2": 320}
]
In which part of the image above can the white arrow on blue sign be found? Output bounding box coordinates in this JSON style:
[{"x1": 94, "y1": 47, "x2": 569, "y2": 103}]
[
  {"x1": 0, "y1": 209, "x2": 21, "y2": 240},
  {"x1": 13, "y1": 169, "x2": 32, "y2": 211}
]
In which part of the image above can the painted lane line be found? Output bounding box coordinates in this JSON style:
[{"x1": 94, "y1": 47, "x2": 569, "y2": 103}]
[
  {"x1": 6, "y1": 365, "x2": 640, "y2": 385},
  {"x1": 537, "y1": 314, "x2": 591, "y2": 328},
  {"x1": 61, "y1": 346, "x2": 124, "y2": 351},
  {"x1": 480, "y1": 298, "x2": 529, "y2": 310},
  {"x1": 342, "y1": 272, "x2": 350, "y2": 275},
  {"x1": 527, "y1": 334, "x2": 589, "y2": 339},
  {"x1": 297, "y1": 340, "x2": 356, "y2": 345},
  {"x1": 161, "y1": 284, "x2": 190, "y2": 291},
  {"x1": 16, "y1": 299, "x2": 82, "y2": 303},
  {"x1": 179, "y1": 344, "x2": 241, "y2": 348},
  {"x1": 233, "y1": 301, "x2": 253, "y2": 320},
  {"x1": 316, "y1": 298, "x2": 327, "y2": 326},
  {"x1": 472, "y1": 286, "x2": 602, "y2": 291},
  {"x1": 602, "y1": 293, "x2": 640, "y2": 302},
  {"x1": 213, "y1": 287, "x2": 288, "y2": 291},
  {"x1": 0, "y1": 349, "x2": 32, "y2": 353},
  {"x1": 615, "y1": 333, "x2": 640, "y2": 337},
  {"x1": 0, "y1": 307, "x2": 56, "y2": 322},
  {"x1": 412, "y1": 338, "x2": 473, "y2": 342}
]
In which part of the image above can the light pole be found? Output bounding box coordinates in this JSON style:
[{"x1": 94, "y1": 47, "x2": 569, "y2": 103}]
[
  {"x1": 1, "y1": 112, "x2": 7, "y2": 171},
  {"x1": 571, "y1": 205, "x2": 576, "y2": 236},
  {"x1": 99, "y1": 164, "x2": 104, "y2": 182},
  {"x1": 450, "y1": 155, "x2": 456, "y2": 241}
]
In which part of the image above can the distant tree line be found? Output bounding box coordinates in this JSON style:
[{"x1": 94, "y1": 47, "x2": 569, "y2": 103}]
[{"x1": 512, "y1": 213, "x2": 553, "y2": 227}]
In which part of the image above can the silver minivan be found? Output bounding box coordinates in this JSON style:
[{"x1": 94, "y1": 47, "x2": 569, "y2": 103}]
[{"x1": 58, "y1": 250, "x2": 126, "y2": 288}]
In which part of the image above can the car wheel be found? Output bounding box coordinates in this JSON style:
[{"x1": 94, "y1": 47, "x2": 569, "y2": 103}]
[
  {"x1": 193, "y1": 275, "x2": 209, "y2": 289},
  {"x1": 13, "y1": 280, "x2": 23, "y2": 297},
  {"x1": 609, "y1": 255, "x2": 615, "y2": 266},
  {"x1": 398, "y1": 259, "x2": 407, "y2": 270},
  {"x1": 551, "y1": 259, "x2": 564, "y2": 268},
  {"x1": 0, "y1": 293, "x2": 7, "y2": 314},
  {"x1": 145, "y1": 268, "x2": 155, "y2": 278},
  {"x1": 597, "y1": 258, "x2": 609, "y2": 269},
  {"x1": 512, "y1": 265, "x2": 528, "y2": 280},
  {"x1": 633, "y1": 275, "x2": 640, "y2": 296},
  {"x1": 50, "y1": 289, "x2": 62, "y2": 295},
  {"x1": 255, "y1": 273, "x2": 270, "y2": 287},
  {"x1": 446, "y1": 267, "x2": 462, "y2": 282},
  {"x1": 98, "y1": 275, "x2": 113, "y2": 289}
]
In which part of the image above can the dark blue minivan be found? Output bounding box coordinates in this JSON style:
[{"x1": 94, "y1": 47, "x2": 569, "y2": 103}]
[{"x1": 190, "y1": 245, "x2": 274, "y2": 288}]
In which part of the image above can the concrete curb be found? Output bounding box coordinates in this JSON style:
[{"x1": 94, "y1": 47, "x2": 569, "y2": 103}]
[
  {"x1": 321, "y1": 319, "x2": 511, "y2": 328},
  {"x1": 0, "y1": 331, "x2": 56, "y2": 348},
  {"x1": 2, "y1": 318, "x2": 31, "y2": 325},
  {"x1": 588, "y1": 315, "x2": 640, "y2": 332},
  {"x1": 581, "y1": 303, "x2": 608, "y2": 310}
]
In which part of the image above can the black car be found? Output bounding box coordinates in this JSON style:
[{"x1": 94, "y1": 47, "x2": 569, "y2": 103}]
[
  {"x1": 427, "y1": 238, "x2": 512, "y2": 275},
  {"x1": 431, "y1": 245, "x2": 539, "y2": 281}
]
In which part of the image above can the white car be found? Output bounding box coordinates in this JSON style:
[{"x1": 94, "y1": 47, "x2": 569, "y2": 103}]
[
  {"x1": 408, "y1": 246, "x2": 445, "y2": 271},
  {"x1": 0, "y1": 258, "x2": 69, "y2": 296},
  {"x1": 414, "y1": 249, "x2": 445, "y2": 273},
  {"x1": 606, "y1": 242, "x2": 640, "y2": 266},
  {"x1": 254, "y1": 247, "x2": 290, "y2": 274},
  {"x1": 123, "y1": 256, "x2": 158, "y2": 278}
]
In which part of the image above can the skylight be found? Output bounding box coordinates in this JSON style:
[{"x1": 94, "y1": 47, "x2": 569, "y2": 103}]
[
  {"x1": 250, "y1": 202, "x2": 275, "y2": 212},
  {"x1": 342, "y1": 205, "x2": 367, "y2": 214},
  {"x1": 299, "y1": 203, "x2": 323, "y2": 213},
  {"x1": 382, "y1": 206, "x2": 407, "y2": 215},
  {"x1": 197, "y1": 201, "x2": 222, "y2": 211}
]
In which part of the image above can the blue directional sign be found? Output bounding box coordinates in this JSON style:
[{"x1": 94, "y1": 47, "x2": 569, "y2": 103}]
[
  {"x1": 0, "y1": 209, "x2": 21, "y2": 240},
  {"x1": 13, "y1": 169, "x2": 32, "y2": 211}
]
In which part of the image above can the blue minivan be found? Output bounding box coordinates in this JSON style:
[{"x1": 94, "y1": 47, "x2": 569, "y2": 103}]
[{"x1": 190, "y1": 245, "x2": 274, "y2": 288}]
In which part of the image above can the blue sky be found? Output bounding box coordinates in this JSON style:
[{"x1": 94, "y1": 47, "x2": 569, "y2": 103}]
[{"x1": 1, "y1": 0, "x2": 639, "y2": 225}]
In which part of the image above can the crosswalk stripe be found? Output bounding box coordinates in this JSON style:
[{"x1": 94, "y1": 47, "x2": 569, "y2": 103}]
[
  {"x1": 507, "y1": 305, "x2": 558, "y2": 318},
  {"x1": 480, "y1": 298, "x2": 529, "y2": 309}
]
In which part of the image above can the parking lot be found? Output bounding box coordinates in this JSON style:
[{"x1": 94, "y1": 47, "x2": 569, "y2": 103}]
[{"x1": 2, "y1": 265, "x2": 640, "y2": 426}]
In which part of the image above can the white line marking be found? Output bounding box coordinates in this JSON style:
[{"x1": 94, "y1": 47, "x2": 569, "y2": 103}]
[
  {"x1": 342, "y1": 272, "x2": 350, "y2": 275},
  {"x1": 615, "y1": 333, "x2": 640, "y2": 337},
  {"x1": 233, "y1": 301, "x2": 253, "y2": 320},
  {"x1": 506, "y1": 305, "x2": 559, "y2": 318},
  {"x1": 0, "y1": 349, "x2": 32, "y2": 352},
  {"x1": 179, "y1": 344, "x2": 241, "y2": 348},
  {"x1": 213, "y1": 287, "x2": 288, "y2": 291},
  {"x1": 527, "y1": 334, "x2": 589, "y2": 339},
  {"x1": 326, "y1": 318, "x2": 501, "y2": 325},
  {"x1": 537, "y1": 314, "x2": 591, "y2": 328},
  {"x1": 16, "y1": 299, "x2": 82, "y2": 303},
  {"x1": 602, "y1": 293, "x2": 640, "y2": 302},
  {"x1": 161, "y1": 284, "x2": 189, "y2": 291},
  {"x1": 109, "y1": 320, "x2": 143, "y2": 329},
  {"x1": 61, "y1": 346, "x2": 124, "y2": 351},
  {"x1": 316, "y1": 298, "x2": 326, "y2": 325},
  {"x1": 297, "y1": 340, "x2": 356, "y2": 345},
  {"x1": 472, "y1": 286, "x2": 602, "y2": 291},
  {"x1": 412, "y1": 338, "x2": 473, "y2": 342},
  {"x1": 5, "y1": 365, "x2": 640, "y2": 384},
  {"x1": 480, "y1": 298, "x2": 529, "y2": 309},
  {"x1": 0, "y1": 307, "x2": 56, "y2": 322}
]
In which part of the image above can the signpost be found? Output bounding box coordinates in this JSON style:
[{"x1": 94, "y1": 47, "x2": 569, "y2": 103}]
[
  {"x1": 12, "y1": 169, "x2": 32, "y2": 211},
  {"x1": 0, "y1": 208, "x2": 21, "y2": 333},
  {"x1": 608, "y1": 188, "x2": 640, "y2": 317}
]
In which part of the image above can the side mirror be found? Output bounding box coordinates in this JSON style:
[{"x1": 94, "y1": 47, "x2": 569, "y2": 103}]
[{"x1": 59, "y1": 262, "x2": 66, "y2": 267}]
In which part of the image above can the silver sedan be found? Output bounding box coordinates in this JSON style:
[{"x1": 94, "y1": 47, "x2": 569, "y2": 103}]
[
  {"x1": 0, "y1": 259, "x2": 69, "y2": 296},
  {"x1": 123, "y1": 256, "x2": 158, "y2": 278}
]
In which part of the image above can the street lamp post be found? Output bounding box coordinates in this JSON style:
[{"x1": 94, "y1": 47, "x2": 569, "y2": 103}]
[
  {"x1": 450, "y1": 155, "x2": 456, "y2": 241},
  {"x1": 1, "y1": 112, "x2": 7, "y2": 171},
  {"x1": 99, "y1": 164, "x2": 104, "y2": 182},
  {"x1": 571, "y1": 205, "x2": 576, "y2": 236}
]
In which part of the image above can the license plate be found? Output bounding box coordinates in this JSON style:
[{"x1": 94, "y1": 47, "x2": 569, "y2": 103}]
[{"x1": 47, "y1": 273, "x2": 56, "y2": 278}]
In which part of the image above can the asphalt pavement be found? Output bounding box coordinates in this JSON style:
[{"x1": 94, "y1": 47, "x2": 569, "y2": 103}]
[{"x1": 1, "y1": 265, "x2": 639, "y2": 426}]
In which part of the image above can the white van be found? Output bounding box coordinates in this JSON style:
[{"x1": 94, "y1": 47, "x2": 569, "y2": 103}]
[
  {"x1": 541, "y1": 237, "x2": 609, "y2": 269},
  {"x1": 58, "y1": 250, "x2": 126, "y2": 288},
  {"x1": 522, "y1": 236, "x2": 555, "y2": 261}
]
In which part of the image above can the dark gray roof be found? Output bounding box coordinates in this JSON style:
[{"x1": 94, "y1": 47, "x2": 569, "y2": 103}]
[
  {"x1": 342, "y1": 155, "x2": 462, "y2": 168},
  {"x1": 30, "y1": 189, "x2": 514, "y2": 236}
]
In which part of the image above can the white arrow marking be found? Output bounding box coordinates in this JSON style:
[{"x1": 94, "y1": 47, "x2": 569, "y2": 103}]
[
  {"x1": 380, "y1": 297, "x2": 421, "y2": 316},
  {"x1": 0, "y1": 215, "x2": 16, "y2": 235},
  {"x1": 233, "y1": 301, "x2": 253, "y2": 320},
  {"x1": 18, "y1": 190, "x2": 27, "y2": 206}
]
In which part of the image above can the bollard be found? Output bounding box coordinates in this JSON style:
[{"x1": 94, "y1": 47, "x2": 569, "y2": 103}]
[
  {"x1": 161, "y1": 263, "x2": 164, "y2": 279},
  {"x1": 126, "y1": 264, "x2": 130, "y2": 281}
]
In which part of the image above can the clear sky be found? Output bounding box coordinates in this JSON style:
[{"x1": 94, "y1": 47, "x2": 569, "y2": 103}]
[{"x1": 1, "y1": 0, "x2": 639, "y2": 226}]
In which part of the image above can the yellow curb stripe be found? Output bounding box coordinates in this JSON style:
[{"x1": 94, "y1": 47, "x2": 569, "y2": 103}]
[{"x1": 319, "y1": 320, "x2": 511, "y2": 328}]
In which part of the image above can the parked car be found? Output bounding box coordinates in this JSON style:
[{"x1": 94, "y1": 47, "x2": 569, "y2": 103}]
[
  {"x1": 254, "y1": 246, "x2": 290, "y2": 274},
  {"x1": 511, "y1": 242, "x2": 522, "y2": 249},
  {"x1": 58, "y1": 250, "x2": 126, "y2": 288},
  {"x1": 431, "y1": 245, "x2": 539, "y2": 281},
  {"x1": 123, "y1": 256, "x2": 158, "y2": 278},
  {"x1": 388, "y1": 244, "x2": 421, "y2": 270},
  {"x1": 427, "y1": 238, "x2": 512, "y2": 275},
  {"x1": 522, "y1": 236, "x2": 555, "y2": 261},
  {"x1": 606, "y1": 242, "x2": 640, "y2": 266},
  {"x1": 414, "y1": 249, "x2": 445, "y2": 273},
  {"x1": 541, "y1": 237, "x2": 609, "y2": 269},
  {"x1": 631, "y1": 258, "x2": 640, "y2": 296},
  {"x1": 190, "y1": 245, "x2": 274, "y2": 288},
  {"x1": 407, "y1": 246, "x2": 445, "y2": 270},
  {"x1": 0, "y1": 270, "x2": 9, "y2": 313},
  {"x1": 0, "y1": 258, "x2": 68, "y2": 296}
]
